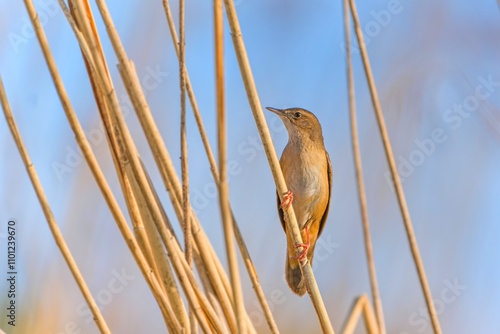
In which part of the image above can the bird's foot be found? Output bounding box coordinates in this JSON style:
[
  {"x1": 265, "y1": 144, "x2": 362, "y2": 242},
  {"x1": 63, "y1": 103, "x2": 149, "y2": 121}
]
[
  {"x1": 280, "y1": 191, "x2": 294, "y2": 209},
  {"x1": 293, "y1": 227, "x2": 310, "y2": 262}
]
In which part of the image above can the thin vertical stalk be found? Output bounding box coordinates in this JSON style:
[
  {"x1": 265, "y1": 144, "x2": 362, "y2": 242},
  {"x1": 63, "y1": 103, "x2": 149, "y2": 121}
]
[
  {"x1": 343, "y1": 1, "x2": 385, "y2": 333},
  {"x1": 178, "y1": 0, "x2": 195, "y2": 330},
  {"x1": 0, "y1": 76, "x2": 110, "y2": 334},
  {"x1": 214, "y1": 0, "x2": 246, "y2": 332},
  {"x1": 179, "y1": 0, "x2": 192, "y2": 267},
  {"x1": 162, "y1": 0, "x2": 218, "y2": 181},
  {"x1": 222, "y1": 0, "x2": 334, "y2": 332},
  {"x1": 348, "y1": 1, "x2": 441, "y2": 333}
]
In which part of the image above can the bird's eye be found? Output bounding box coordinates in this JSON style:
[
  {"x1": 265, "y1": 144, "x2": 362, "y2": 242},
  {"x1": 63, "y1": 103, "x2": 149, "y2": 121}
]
[{"x1": 294, "y1": 112, "x2": 302, "y2": 118}]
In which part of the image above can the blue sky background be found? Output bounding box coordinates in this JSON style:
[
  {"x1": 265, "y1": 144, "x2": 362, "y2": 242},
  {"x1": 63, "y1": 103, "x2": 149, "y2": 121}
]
[{"x1": 1, "y1": 0, "x2": 499, "y2": 333}]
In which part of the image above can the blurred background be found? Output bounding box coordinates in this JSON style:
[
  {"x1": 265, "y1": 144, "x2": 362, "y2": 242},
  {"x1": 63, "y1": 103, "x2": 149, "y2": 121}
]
[{"x1": 1, "y1": 0, "x2": 499, "y2": 333}]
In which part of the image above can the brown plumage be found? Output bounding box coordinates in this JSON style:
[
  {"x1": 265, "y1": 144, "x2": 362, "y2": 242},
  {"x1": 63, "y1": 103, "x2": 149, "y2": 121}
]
[{"x1": 267, "y1": 107, "x2": 333, "y2": 296}]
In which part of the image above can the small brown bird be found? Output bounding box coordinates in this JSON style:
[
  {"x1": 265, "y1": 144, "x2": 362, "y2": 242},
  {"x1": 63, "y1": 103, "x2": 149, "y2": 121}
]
[{"x1": 267, "y1": 107, "x2": 332, "y2": 296}]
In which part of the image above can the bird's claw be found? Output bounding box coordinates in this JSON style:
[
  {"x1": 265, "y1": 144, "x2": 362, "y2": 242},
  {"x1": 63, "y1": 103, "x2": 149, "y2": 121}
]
[
  {"x1": 293, "y1": 242, "x2": 310, "y2": 261},
  {"x1": 293, "y1": 226, "x2": 310, "y2": 262},
  {"x1": 280, "y1": 191, "x2": 294, "y2": 209}
]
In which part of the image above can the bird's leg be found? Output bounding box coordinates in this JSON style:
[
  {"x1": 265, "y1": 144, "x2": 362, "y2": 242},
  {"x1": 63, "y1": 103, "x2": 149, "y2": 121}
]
[
  {"x1": 280, "y1": 190, "x2": 294, "y2": 209},
  {"x1": 293, "y1": 226, "x2": 310, "y2": 261}
]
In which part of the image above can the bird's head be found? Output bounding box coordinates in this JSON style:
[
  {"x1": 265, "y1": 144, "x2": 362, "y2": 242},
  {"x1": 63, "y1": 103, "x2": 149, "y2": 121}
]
[{"x1": 266, "y1": 107, "x2": 324, "y2": 145}]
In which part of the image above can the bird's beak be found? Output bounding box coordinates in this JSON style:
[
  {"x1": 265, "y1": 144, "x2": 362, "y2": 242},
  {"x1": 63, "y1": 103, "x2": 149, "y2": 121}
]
[{"x1": 266, "y1": 107, "x2": 286, "y2": 117}]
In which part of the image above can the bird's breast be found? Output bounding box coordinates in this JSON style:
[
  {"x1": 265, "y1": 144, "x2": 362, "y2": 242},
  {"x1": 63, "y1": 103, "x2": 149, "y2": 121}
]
[
  {"x1": 280, "y1": 144, "x2": 329, "y2": 227},
  {"x1": 286, "y1": 163, "x2": 322, "y2": 198}
]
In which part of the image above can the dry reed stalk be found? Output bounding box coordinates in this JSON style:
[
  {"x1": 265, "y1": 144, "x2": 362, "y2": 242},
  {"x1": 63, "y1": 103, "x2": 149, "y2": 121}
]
[
  {"x1": 343, "y1": 1, "x2": 386, "y2": 333},
  {"x1": 162, "y1": 0, "x2": 218, "y2": 177},
  {"x1": 348, "y1": 1, "x2": 441, "y2": 333},
  {"x1": 162, "y1": 1, "x2": 279, "y2": 332},
  {"x1": 0, "y1": 76, "x2": 111, "y2": 334},
  {"x1": 179, "y1": 0, "x2": 193, "y2": 267},
  {"x1": 214, "y1": 0, "x2": 247, "y2": 332},
  {"x1": 178, "y1": 0, "x2": 195, "y2": 330},
  {"x1": 222, "y1": 0, "x2": 334, "y2": 332},
  {"x1": 341, "y1": 294, "x2": 379, "y2": 334}
]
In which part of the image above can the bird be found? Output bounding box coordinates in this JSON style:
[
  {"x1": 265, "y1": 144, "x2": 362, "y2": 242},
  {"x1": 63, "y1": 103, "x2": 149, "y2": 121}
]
[{"x1": 266, "y1": 107, "x2": 332, "y2": 296}]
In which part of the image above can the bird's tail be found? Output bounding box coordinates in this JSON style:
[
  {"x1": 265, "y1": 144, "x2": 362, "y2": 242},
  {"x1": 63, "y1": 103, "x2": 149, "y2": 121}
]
[{"x1": 285, "y1": 244, "x2": 316, "y2": 296}]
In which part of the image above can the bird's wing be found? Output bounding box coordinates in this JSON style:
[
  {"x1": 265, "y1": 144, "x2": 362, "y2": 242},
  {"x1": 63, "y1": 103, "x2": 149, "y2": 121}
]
[
  {"x1": 277, "y1": 191, "x2": 286, "y2": 232},
  {"x1": 317, "y1": 151, "x2": 333, "y2": 237}
]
